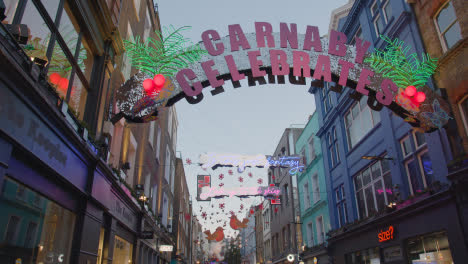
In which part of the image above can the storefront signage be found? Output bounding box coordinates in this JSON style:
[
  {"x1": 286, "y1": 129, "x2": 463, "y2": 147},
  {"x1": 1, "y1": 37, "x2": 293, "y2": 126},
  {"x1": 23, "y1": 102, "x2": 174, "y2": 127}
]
[
  {"x1": 199, "y1": 153, "x2": 304, "y2": 175},
  {"x1": 0, "y1": 84, "x2": 87, "y2": 191},
  {"x1": 378, "y1": 226, "x2": 394, "y2": 242},
  {"x1": 199, "y1": 185, "x2": 281, "y2": 200},
  {"x1": 159, "y1": 245, "x2": 174, "y2": 252},
  {"x1": 140, "y1": 231, "x2": 154, "y2": 239}
]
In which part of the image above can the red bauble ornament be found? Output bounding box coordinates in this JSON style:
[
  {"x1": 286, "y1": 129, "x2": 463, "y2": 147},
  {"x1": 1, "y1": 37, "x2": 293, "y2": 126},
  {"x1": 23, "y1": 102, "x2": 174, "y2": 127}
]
[
  {"x1": 58, "y1": 78, "x2": 69, "y2": 91},
  {"x1": 153, "y1": 74, "x2": 165, "y2": 89},
  {"x1": 49, "y1": 73, "x2": 61, "y2": 84},
  {"x1": 415, "y1": 91, "x2": 426, "y2": 103},
  {"x1": 143, "y1": 79, "x2": 155, "y2": 94},
  {"x1": 404, "y1": 85, "x2": 416, "y2": 97}
]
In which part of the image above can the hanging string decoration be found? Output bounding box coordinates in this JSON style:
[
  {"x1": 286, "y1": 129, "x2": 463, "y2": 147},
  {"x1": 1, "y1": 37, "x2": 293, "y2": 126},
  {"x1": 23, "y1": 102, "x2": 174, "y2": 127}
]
[{"x1": 230, "y1": 214, "x2": 249, "y2": 230}]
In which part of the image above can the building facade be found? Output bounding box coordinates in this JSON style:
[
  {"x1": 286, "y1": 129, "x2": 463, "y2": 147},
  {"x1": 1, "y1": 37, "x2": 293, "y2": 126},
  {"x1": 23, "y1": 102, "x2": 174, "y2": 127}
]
[
  {"x1": 255, "y1": 204, "x2": 264, "y2": 264},
  {"x1": 295, "y1": 112, "x2": 330, "y2": 264},
  {"x1": 308, "y1": 0, "x2": 468, "y2": 263},
  {"x1": 240, "y1": 209, "x2": 256, "y2": 264},
  {"x1": 269, "y1": 128, "x2": 303, "y2": 264},
  {"x1": 173, "y1": 158, "x2": 192, "y2": 264},
  {"x1": 0, "y1": 0, "x2": 179, "y2": 263},
  {"x1": 262, "y1": 199, "x2": 272, "y2": 264}
]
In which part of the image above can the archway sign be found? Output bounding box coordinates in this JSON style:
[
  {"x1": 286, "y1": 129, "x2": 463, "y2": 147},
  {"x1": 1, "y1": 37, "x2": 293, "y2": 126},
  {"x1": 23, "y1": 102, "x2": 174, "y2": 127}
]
[{"x1": 116, "y1": 22, "x2": 451, "y2": 132}]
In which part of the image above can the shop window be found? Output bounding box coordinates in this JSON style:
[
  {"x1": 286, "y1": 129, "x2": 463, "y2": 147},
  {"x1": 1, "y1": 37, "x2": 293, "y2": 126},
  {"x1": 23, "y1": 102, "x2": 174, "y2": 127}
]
[
  {"x1": 58, "y1": 4, "x2": 80, "y2": 53},
  {"x1": 345, "y1": 247, "x2": 381, "y2": 264},
  {"x1": 406, "y1": 231, "x2": 453, "y2": 263},
  {"x1": 306, "y1": 223, "x2": 314, "y2": 247},
  {"x1": 322, "y1": 83, "x2": 333, "y2": 114},
  {"x1": 345, "y1": 97, "x2": 380, "y2": 149},
  {"x1": 0, "y1": 177, "x2": 76, "y2": 263},
  {"x1": 97, "y1": 227, "x2": 105, "y2": 264},
  {"x1": 434, "y1": 1, "x2": 461, "y2": 52},
  {"x1": 113, "y1": 236, "x2": 133, "y2": 264},
  {"x1": 354, "y1": 158, "x2": 392, "y2": 219}
]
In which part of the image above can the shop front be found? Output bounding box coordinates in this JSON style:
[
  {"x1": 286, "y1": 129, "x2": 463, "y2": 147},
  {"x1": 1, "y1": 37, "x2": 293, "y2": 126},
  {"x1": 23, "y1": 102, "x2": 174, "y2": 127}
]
[
  {"x1": 0, "y1": 68, "x2": 88, "y2": 263},
  {"x1": 328, "y1": 190, "x2": 468, "y2": 264},
  {"x1": 302, "y1": 245, "x2": 328, "y2": 264}
]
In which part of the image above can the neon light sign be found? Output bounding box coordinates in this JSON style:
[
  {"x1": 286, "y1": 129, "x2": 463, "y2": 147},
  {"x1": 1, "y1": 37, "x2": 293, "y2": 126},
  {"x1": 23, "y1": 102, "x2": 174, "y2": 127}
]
[
  {"x1": 199, "y1": 185, "x2": 281, "y2": 200},
  {"x1": 267, "y1": 156, "x2": 305, "y2": 174},
  {"x1": 378, "y1": 226, "x2": 394, "y2": 242}
]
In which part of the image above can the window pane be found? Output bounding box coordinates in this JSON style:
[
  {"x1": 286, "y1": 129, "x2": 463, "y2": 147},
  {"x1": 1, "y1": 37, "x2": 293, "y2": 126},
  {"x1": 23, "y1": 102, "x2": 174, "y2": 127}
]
[
  {"x1": 350, "y1": 118, "x2": 361, "y2": 147},
  {"x1": 345, "y1": 112, "x2": 353, "y2": 127},
  {"x1": 0, "y1": 178, "x2": 76, "y2": 263},
  {"x1": 371, "y1": 162, "x2": 382, "y2": 180},
  {"x1": 414, "y1": 132, "x2": 426, "y2": 147},
  {"x1": 444, "y1": 22, "x2": 462, "y2": 49},
  {"x1": 374, "y1": 180, "x2": 386, "y2": 211},
  {"x1": 365, "y1": 186, "x2": 376, "y2": 215},
  {"x1": 406, "y1": 159, "x2": 424, "y2": 194},
  {"x1": 21, "y1": 1, "x2": 52, "y2": 60},
  {"x1": 383, "y1": 173, "x2": 393, "y2": 198},
  {"x1": 356, "y1": 190, "x2": 366, "y2": 218},
  {"x1": 419, "y1": 152, "x2": 434, "y2": 186},
  {"x1": 48, "y1": 44, "x2": 73, "y2": 98},
  {"x1": 381, "y1": 159, "x2": 390, "y2": 173},
  {"x1": 401, "y1": 137, "x2": 412, "y2": 156},
  {"x1": 113, "y1": 236, "x2": 133, "y2": 264},
  {"x1": 362, "y1": 168, "x2": 371, "y2": 186},
  {"x1": 384, "y1": 2, "x2": 392, "y2": 22},
  {"x1": 407, "y1": 232, "x2": 453, "y2": 263},
  {"x1": 79, "y1": 38, "x2": 94, "y2": 82},
  {"x1": 69, "y1": 75, "x2": 88, "y2": 120},
  {"x1": 371, "y1": 1, "x2": 378, "y2": 16},
  {"x1": 3, "y1": 0, "x2": 19, "y2": 24},
  {"x1": 59, "y1": 5, "x2": 80, "y2": 54},
  {"x1": 352, "y1": 103, "x2": 360, "y2": 119},
  {"x1": 437, "y1": 2, "x2": 457, "y2": 32},
  {"x1": 372, "y1": 108, "x2": 381, "y2": 124},
  {"x1": 43, "y1": 0, "x2": 60, "y2": 21}
]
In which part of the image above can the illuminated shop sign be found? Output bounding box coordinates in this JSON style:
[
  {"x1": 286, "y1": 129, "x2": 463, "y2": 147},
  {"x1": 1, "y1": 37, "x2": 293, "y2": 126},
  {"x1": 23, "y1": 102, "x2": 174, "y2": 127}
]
[
  {"x1": 159, "y1": 245, "x2": 174, "y2": 252},
  {"x1": 199, "y1": 153, "x2": 304, "y2": 175},
  {"x1": 378, "y1": 226, "x2": 394, "y2": 242},
  {"x1": 199, "y1": 185, "x2": 281, "y2": 200}
]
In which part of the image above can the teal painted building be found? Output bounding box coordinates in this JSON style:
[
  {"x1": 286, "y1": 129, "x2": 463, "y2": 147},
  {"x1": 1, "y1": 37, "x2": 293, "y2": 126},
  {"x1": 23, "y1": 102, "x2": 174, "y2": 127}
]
[{"x1": 295, "y1": 112, "x2": 330, "y2": 262}]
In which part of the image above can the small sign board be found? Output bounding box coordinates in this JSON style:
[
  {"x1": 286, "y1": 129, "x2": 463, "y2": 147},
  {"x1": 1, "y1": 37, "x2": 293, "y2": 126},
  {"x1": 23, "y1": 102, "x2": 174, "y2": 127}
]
[
  {"x1": 159, "y1": 245, "x2": 174, "y2": 252},
  {"x1": 140, "y1": 231, "x2": 154, "y2": 239}
]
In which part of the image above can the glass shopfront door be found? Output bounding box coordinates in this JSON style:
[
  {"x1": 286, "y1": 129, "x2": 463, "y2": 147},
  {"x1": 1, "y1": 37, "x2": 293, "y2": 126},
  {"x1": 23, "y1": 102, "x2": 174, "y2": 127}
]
[{"x1": 0, "y1": 177, "x2": 76, "y2": 263}]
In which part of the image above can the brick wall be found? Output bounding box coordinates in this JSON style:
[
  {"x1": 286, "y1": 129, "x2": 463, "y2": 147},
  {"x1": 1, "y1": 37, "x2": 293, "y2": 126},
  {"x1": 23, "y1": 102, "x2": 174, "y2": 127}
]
[{"x1": 411, "y1": 0, "x2": 468, "y2": 154}]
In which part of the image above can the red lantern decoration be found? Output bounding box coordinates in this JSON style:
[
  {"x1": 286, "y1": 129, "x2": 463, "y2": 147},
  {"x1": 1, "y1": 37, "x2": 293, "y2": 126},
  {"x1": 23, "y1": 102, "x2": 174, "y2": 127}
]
[
  {"x1": 153, "y1": 74, "x2": 165, "y2": 89},
  {"x1": 404, "y1": 86, "x2": 416, "y2": 97},
  {"x1": 415, "y1": 91, "x2": 426, "y2": 103},
  {"x1": 49, "y1": 73, "x2": 61, "y2": 84},
  {"x1": 58, "y1": 78, "x2": 69, "y2": 91},
  {"x1": 143, "y1": 79, "x2": 155, "y2": 95},
  {"x1": 250, "y1": 208, "x2": 254, "y2": 215}
]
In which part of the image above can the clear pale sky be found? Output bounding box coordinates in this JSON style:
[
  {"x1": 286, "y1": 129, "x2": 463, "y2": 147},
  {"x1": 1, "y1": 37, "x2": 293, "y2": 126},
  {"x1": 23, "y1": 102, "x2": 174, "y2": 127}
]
[{"x1": 158, "y1": 0, "x2": 349, "y2": 237}]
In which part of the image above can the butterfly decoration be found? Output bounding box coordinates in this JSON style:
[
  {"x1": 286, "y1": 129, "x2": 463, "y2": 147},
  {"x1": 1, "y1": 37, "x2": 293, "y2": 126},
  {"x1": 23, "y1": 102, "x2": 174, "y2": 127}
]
[
  {"x1": 420, "y1": 99, "x2": 452, "y2": 129},
  {"x1": 228, "y1": 170, "x2": 233, "y2": 175},
  {"x1": 186, "y1": 158, "x2": 192, "y2": 165},
  {"x1": 240, "y1": 204, "x2": 244, "y2": 210},
  {"x1": 201, "y1": 212, "x2": 207, "y2": 219},
  {"x1": 219, "y1": 203, "x2": 225, "y2": 209},
  {"x1": 238, "y1": 177, "x2": 244, "y2": 183},
  {"x1": 219, "y1": 183, "x2": 224, "y2": 187},
  {"x1": 257, "y1": 179, "x2": 263, "y2": 184},
  {"x1": 218, "y1": 174, "x2": 224, "y2": 180},
  {"x1": 248, "y1": 172, "x2": 253, "y2": 178}
]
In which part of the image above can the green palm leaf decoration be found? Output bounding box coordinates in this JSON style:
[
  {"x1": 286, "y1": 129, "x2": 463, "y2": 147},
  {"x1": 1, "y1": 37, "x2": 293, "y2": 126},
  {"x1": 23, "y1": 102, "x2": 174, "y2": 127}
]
[
  {"x1": 364, "y1": 35, "x2": 438, "y2": 88},
  {"x1": 123, "y1": 25, "x2": 207, "y2": 78}
]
